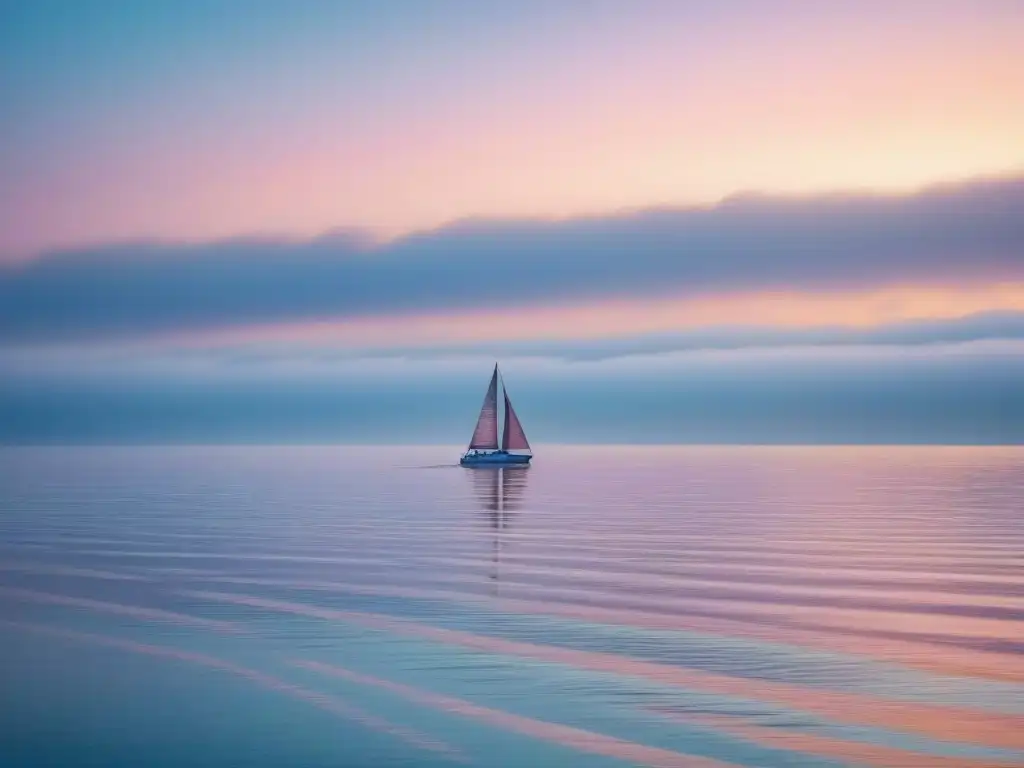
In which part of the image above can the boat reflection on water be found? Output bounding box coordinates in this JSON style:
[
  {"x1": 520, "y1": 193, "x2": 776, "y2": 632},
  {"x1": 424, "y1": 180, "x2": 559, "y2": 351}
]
[{"x1": 467, "y1": 466, "x2": 530, "y2": 589}]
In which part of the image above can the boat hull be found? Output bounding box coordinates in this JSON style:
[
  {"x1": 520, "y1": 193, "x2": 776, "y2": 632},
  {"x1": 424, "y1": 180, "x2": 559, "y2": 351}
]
[{"x1": 460, "y1": 451, "x2": 532, "y2": 467}]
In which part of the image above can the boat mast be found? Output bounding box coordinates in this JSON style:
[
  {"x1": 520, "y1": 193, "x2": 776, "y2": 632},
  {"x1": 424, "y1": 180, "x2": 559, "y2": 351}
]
[{"x1": 496, "y1": 362, "x2": 504, "y2": 448}]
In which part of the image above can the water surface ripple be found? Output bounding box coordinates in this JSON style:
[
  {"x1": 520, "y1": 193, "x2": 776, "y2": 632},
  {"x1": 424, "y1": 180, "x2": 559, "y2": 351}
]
[{"x1": 1, "y1": 445, "x2": 1022, "y2": 767}]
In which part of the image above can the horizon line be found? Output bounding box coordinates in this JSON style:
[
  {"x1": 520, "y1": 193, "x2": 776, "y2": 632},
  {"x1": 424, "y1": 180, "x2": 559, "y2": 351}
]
[{"x1": 2, "y1": 442, "x2": 1020, "y2": 449}]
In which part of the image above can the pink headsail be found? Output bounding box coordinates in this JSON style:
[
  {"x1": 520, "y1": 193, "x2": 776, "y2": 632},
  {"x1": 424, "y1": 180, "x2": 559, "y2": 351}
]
[
  {"x1": 502, "y1": 390, "x2": 531, "y2": 452},
  {"x1": 468, "y1": 366, "x2": 499, "y2": 449}
]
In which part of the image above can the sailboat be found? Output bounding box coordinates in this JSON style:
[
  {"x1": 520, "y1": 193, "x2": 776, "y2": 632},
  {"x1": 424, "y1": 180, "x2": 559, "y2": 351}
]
[{"x1": 460, "y1": 364, "x2": 533, "y2": 466}]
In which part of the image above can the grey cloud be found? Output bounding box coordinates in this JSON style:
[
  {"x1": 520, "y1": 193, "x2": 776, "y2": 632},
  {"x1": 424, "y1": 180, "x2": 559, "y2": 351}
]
[
  {"x1": 262, "y1": 310, "x2": 1024, "y2": 362},
  {"x1": 1, "y1": 174, "x2": 1022, "y2": 343}
]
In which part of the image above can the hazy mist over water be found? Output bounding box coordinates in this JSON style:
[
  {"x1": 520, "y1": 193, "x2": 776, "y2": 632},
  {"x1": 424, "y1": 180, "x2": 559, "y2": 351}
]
[
  {"x1": 3, "y1": 348, "x2": 1022, "y2": 444},
  {"x1": 2, "y1": 445, "x2": 1022, "y2": 767}
]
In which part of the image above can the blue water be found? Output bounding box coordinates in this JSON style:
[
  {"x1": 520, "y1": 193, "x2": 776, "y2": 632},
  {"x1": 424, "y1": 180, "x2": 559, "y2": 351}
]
[{"x1": 1, "y1": 445, "x2": 1022, "y2": 767}]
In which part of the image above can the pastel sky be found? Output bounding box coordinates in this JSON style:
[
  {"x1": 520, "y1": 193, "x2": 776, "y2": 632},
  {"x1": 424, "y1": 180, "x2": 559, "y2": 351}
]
[
  {"x1": 4, "y1": 0, "x2": 1024, "y2": 256},
  {"x1": 1, "y1": 0, "x2": 1023, "y2": 442}
]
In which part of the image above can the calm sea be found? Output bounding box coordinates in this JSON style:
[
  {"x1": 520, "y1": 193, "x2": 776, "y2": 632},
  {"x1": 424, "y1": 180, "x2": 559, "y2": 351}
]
[{"x1": 1, "y1": 446, "x2": 1022, "y2": 768}]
